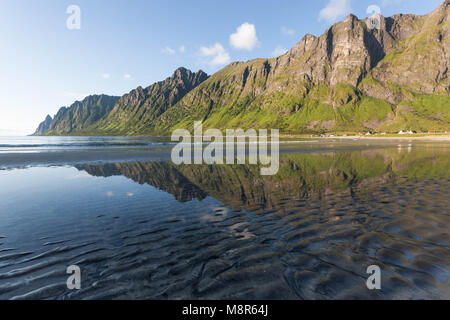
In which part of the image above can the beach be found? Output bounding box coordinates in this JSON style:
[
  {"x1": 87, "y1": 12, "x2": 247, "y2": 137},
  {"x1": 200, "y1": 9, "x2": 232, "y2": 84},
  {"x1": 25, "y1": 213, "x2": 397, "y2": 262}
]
[
  {"x1": 0, "y1": 137, "x2": 449, "y2": 299},
  {"x1": 324, "y1": 135, "x2": 450, "y2": 141}
]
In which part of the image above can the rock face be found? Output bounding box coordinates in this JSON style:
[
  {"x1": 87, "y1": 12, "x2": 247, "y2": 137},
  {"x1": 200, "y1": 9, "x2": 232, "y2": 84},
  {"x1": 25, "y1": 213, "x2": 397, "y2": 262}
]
[
  {"x1": 93, "y1": 67, "x2": 209, "y2": 135},
  {"x1": 36, "y1": 68, "x2": 208, "y2": 135},
  {"x1": 44, "y1": 95, "x2": 120, "y2": 135},
  {"x1": 150, "y1": 1, "x2": 449, "y2": 134},
  {"x1": 35, "y1": 1, "x2": 450, "y2": 135},
  {"x1": 360, "y1": 1, "x2": 450, "y2": 101},
  {"x1": 33, "y1": 115, "x2": 53, "y2": 135}
]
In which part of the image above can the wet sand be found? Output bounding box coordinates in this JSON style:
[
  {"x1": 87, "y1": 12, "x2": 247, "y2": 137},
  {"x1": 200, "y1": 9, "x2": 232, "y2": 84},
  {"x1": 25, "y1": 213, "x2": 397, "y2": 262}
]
[
  {"x1": 323, "y1": 135, "x2": 450, "y2": 141},
  {"x1": 0, "y1": 169, "x2": 448, "y2": 300},
  {"x1": 0, "y1": 150, "x2": 173, "y2": 170},
  {"x1": 1, "y1": 140, "x2": 444, "y2": 170},
  {"x1": 0, "y1": 142, "x2": 449, "y2": 300}
]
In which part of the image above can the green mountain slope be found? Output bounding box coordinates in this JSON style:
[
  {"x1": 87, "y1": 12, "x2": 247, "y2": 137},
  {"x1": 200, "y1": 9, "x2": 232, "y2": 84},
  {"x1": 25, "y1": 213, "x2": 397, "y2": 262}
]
[
  {"x1": 35, "y1": 1, "x2": 450, "y2": 136},
  {"x1": 149, "y1": 1, "x2": 449, "y2": 134},
  {"x1": 93, "y1": 67, "x2": 208, "y2": 135},
  {"x1": 42, "y1": 95, "x2": 120, "y2": 135}
]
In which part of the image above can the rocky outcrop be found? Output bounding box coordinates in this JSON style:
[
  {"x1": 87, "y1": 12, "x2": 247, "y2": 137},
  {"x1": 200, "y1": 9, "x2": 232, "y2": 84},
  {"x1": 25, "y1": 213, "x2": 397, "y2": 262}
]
[
  {"x1": 33, "y1": 115, "x2": 53, "y2": 135},
  {"x1": 34, "y1": 68, "x2": 208, "y2": 136},
  {"x1": 152, "y1": 1, "x2": 449, "y2": 134},
  {"x1": 34, "y1": 1, "x2": 450, "y2": 135},
  {"x1": 45, "y1": 95, "x2": 120, "y2": 135},
  {"x1": 361, "y1": 0, "x2": 449, "y2": 100},
  {"x1": 94, "y1": 68, "x2": 209, "y2": 134}
]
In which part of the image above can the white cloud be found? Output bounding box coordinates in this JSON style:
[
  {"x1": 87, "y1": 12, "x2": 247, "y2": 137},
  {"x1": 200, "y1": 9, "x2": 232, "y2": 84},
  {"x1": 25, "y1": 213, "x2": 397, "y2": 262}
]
[
  {"x1": 179, "y1": 45, "x2": 186, "y2": 53},
  {"x1": 199, "y1": 43, "x2": 231, "y2": 66},
  {"x1": 281, "y1": 26, "x2": 295, "y2": 36},
  {"x1": 319, "y1": 0, "x2": 352, "y2": 23},
  {"x1": 161, "y1": 46, "x2": 176, "y2": 55},
  {"x1": 230, "y1": 23, "x2": 259, "y2": 51},
  {"x1": 124, "y1": 74, "x2": 132, "y2": 80},
  {"x1": 272, "y1": 46, "x2": 288, "y2": 57},
  {"x1": 101, "y1": 73, "x2": 111, "y2": 79}
]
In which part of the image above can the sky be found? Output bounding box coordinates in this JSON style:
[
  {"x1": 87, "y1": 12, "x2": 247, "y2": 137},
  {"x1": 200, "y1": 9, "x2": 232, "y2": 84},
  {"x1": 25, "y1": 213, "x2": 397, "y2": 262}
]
[{"x1": 0, "y1": 0, "x2": 443, "y2": 135}]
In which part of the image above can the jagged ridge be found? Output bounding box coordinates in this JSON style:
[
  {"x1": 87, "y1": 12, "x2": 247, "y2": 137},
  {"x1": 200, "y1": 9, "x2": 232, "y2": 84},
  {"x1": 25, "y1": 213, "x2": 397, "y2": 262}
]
[{"x1": 35, "y1": 1, "x2": 450, "y2": 135}]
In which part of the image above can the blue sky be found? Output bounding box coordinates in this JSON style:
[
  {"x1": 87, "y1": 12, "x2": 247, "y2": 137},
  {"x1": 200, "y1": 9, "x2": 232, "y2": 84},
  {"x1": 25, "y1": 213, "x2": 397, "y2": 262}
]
[{"x1": 0, "y1": 0, "x2": 443, "y2": 135}]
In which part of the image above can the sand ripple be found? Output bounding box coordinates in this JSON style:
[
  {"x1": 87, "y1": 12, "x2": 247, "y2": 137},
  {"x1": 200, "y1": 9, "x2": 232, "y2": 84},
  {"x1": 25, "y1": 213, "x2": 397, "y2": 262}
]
[{"x1": 0, "y1": 176, "x2": 449, "y2": 300}]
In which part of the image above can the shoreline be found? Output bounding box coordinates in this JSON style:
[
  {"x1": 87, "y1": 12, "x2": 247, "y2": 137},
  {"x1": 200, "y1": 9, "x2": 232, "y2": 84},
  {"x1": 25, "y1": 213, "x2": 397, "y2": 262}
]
[
  {"x1": 22, "y1": 133, "x2": 450, "y2": 141},
  {"x1": 319, "y1": 135, "x2": 450, "y2": 141},
  {"x1": 278, "y1": 134, "x2": 450, "y2": 141},
  {"x1": 0, "y1": 139, "x2": 448, "y2": 170}
]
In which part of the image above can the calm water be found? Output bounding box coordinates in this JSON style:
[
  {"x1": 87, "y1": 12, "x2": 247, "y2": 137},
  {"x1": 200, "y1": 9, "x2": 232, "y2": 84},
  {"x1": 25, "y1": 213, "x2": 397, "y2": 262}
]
[
  {"x1": 0, "y1": 137, "x2": 449, "y2": 299},
  {"x1": 0, "y1": 136, "x2": 175, "y2": 153}
]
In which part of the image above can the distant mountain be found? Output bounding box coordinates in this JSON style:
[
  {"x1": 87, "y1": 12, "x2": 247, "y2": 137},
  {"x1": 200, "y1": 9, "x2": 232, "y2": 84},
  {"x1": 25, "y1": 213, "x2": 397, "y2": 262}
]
[
  {"x1": 33, "y1": 115, "x2": 53, "y2": 135},
  {"x1": 35, "y1": 68, "x2": 208, "y2": 136},
  {"x1": 39, "y1": 95, "x2": 120, "y2": 135},
  {"x1": 93, "y1": 67, "x2": 209, "y2": 135},
  {"x1": 35, "y1": 1, "x2": 450, "y2": 136}
]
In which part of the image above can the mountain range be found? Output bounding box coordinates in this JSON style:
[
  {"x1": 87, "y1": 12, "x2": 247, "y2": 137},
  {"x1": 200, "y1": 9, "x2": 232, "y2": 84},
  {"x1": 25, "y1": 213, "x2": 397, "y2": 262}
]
[
  {"x1": 34, "y1": 1, "x2": 449, "y2": 136},
  {"x1": 76, "y1": 148, "x2": 450, "y2": 210}
]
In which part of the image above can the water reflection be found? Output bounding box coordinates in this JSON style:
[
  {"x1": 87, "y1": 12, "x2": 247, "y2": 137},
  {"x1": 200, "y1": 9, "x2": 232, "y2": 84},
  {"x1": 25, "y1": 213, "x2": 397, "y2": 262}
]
[
  {"x1": 0, "y1": 146, "x2": 449, "y2": 300},
  {"x1": 76, "y1": 147, "x2": 450, "y2": 211}
]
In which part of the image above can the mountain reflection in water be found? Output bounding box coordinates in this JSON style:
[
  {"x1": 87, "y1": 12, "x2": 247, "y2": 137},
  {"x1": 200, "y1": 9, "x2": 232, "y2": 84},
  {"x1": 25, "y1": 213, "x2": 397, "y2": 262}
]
[
  {"x1": 76, "y1": 148, "x2": 450, "y2": 211},
  {"x1": 0, "y1": 146, "x2": 449, "y2": 300}
]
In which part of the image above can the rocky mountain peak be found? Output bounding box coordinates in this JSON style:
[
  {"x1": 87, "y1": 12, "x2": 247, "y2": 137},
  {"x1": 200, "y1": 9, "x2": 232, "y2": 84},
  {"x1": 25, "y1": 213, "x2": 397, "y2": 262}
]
[
  {"x1": 170, "y1": 67, "x2": 208, "y2": 85},
  {"x1": 88, "y1": 68, "x2": 209, "y2": 134},
  {"x1": 344, "y1": 13, "x2": 359, "y2": 25},
  {"x1": 427, "y1": 0, "x2": 449, "y2": 24},
  {"x1": 34, "y1": 2, "x2": 449, "y2": 136},
  {"x1": 436, "y1": 0, "x2": 449, "y2": 12},
  {"x1": 33, "y1": 114, "x2": 53, "y2": 135},
  {"x1": 171, "y1": 67, "x2": 191, "y2": 80}
]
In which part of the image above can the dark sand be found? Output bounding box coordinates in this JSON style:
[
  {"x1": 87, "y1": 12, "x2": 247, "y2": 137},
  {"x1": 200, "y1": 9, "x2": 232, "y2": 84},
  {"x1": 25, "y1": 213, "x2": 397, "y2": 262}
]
[
  {"x1": 0, "y1": 141, "x2": 449, "y2": 299},
  {"x1": 0, "y1": 140, "x2": 429, "y2": 170},
  {"x1": 0, "y1": 150, "x2": 173, "y2": 170}
]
